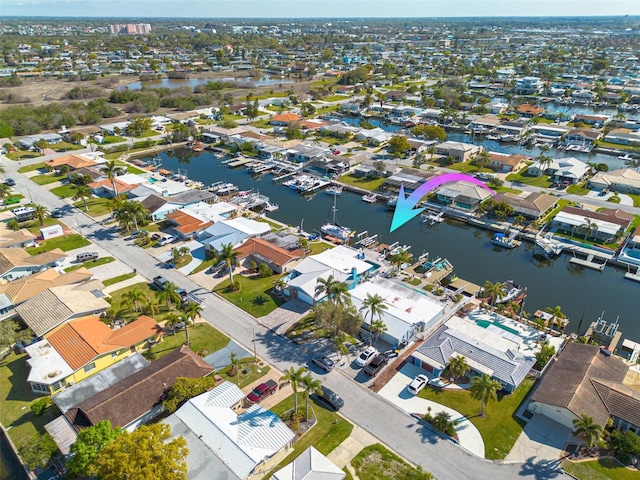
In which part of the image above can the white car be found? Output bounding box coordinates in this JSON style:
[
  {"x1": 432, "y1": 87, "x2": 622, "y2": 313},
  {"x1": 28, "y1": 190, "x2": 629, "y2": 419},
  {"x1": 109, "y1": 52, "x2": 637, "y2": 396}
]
[
  {"x1": 158, "y1": 235, "x2": 175, "y2": 246},
  {"x1": 355, "y1": 346, "x2": 379, "y2": 367},
  {"x1": 407, "y1": 374, "x2": 429, "y2": 395}
]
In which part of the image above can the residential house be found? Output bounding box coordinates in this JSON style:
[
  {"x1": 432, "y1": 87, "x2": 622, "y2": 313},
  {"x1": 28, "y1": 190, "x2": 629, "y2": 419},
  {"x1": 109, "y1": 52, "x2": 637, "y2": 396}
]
[
  {"x1": 435, "y1": 141, "x2": 481, "y2": 162},
  {"x1": 25, "y1": 315, "x2": 162, "y2": 395},
  {"x1": 469, "y1": 115, "x2": 501, "y2": 132},
  {"x1": 495, "y1": 192, "x2": 558, "y2": 220},
  {"x1": 435, "y1": 181, "x2": 493, "y2": 210},
  {"x1": 0, "y1": 267, "x2": 92, "y2": 318},
  {"x1": 286, "y1": 144, "x2": 327, "y2": 163},
  {"x1": 356, "y1": 128, "x2": 393, "y2": 146},
  {"x1": 411, "y1": 316, "x2": 535, "y2": 393},
  {"x1": 18, "y1": 133, "x2": 63, "y2": 150},
  {"x1": 200, "y1": 217, "x2": 270, "y2": 253},
  {"x1": 565, "y1": 127, "x2": 602, "y2": 146},
  {"x1": 385, "y1": 90, "x2": 408, "y2": 102},
  {"x1": 16, "y1": 279, "x2": 109, "y2": 337},
  {"x1": 140, "y1": 190, "x2": 217, "y2": 221},
  {"x1": 382, "y1": 169, "x2": 432, "y2": 193},
  {"x1": 204, "y1": 126, "x2": 249, "y2": 141},
  {"x1": 552, "y1": 206, "x2": 632, "y2": 243},
  {"x1": 531, "y1": 125, "x2": 568, "y2": 139},
  {"x1": 515, "y1": 77, "x2": 543, "y2": 95},
  {"x1": 516, "y1": 104, "x2": 544, "y2": 118},
  {"x1": 527, "y1": 157, "x2": 591, "y2": 184},
  {"x1": 285, "y1": 245, "x2": 373, "y2": 305},
  {"x1": 98, "y1": 121, "x2": 130, "y2": 136},
  {"x1": 164, "y1": 381, "x2": 295, "y2": 480},
  {"x1": 0, "y1": 247, "x2": 67, "y2": 282},
  {"x1": 574, "y1": 114, "x2": 609, "y2": 126},
  {"x1": 271, "y1": 112, "x2": 302, "y2": 126},
  {"x1": 350, "y1": 277, "x2": 444, "y2": 346},
  {"x1": 234, "y1": 238, "x2": 304, "y2": 274},
  {"x1": 487, "y1": 152, "x2": 530, "y2": 173},
  {"x1": 44, "y1": 153, "x2": 99, "y2": 172},
  {"x1": 589, "y1": 168, "x2": 640, "y2": 194},
  {"x1": 273, "y1": 446, "x2": 345, "y2": 480},
  {"x1": 0, "y1": 227, "x2": 36, "y2": 249},
  {"x1": 340, "y1": 102, "x2": 362, "y2": 115},
  {"x1": 603, "y1": 129, "x2": 640, "y2": 147},
  {"x1": 530, "y1": 342, "x2": 639, "y2": 434}
]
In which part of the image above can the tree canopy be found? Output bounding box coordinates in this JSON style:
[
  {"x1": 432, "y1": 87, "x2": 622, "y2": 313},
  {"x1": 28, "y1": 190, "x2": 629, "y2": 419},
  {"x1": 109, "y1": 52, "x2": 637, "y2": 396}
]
[{"x1": 67, "y1": 420, "x2": 124, "y2": 478}]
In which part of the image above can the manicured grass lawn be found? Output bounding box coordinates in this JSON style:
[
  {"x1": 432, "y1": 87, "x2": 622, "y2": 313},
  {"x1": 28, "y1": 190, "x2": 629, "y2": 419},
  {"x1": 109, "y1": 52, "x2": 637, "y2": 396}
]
[
  {"x1": 49, "y1": 183, "x2": 80, "y2": 199},
  {"x1": 144, "y1": 323, "x2": 229, "y2": 361},
  {"x1": 540, "y1": 199, "x2": 571, "y2": 224},
  {"x1": 315, "y1": 105, "x2": 340, "y2": 115},
  {"x1": 307, "y1": 240, "x2": 333, "y2": 255},
  {"x1": 190, "y1": 256, "x2": 217, "y2": 275},
  {"x1": 219, "y1": 359, "x2": 271, "y2": 389},
  {"x1": 448, "y1": 162, "x2": 491, "y2": 174},
  {"x1": 51, "y1": 141, "x2": 82, "y2": 152},
  {"x1": 103, "y1": 272, "x2": 137, "y2": 287},
  {"x1": 30, "y1": 173, "x2": 67, "y2": 185},
  {"x1": 73, "y1": 197, "x2": 112, "y2": 217},
  {"x1": 597, "y1": 141, "x2": 640, "y2": 152},
  {"x1": 628, "y1": 194, "x2": 640, "y2": 208},
  {"x1": 324, "y1": 94, "x2": 350, "y2": 102},
  {"x1": 117, "y1": 162, "x2": 146, "y2": 175},
  {"x1": 418, "y1": 376, "x2": 535, "y2": 460},
  {"x1": 64, "y1": 256, "x2": 115, "y2": 272},
  {"x1": 90, "y1": 135, "x2": 126, "y2": 144},
  {"x1": 506, "y1": 169, "x2": 553, "y2": 189},
  {"x1": 249, "y1": 119, "x2": 272, "y2": 129},
  {"x1": 562, "y1": 458, "x2": 639, "y2": 480},
  {"x1": 264, "y1": 394, "x2": 353, "y2": 479},
  {"x1": 338, "y1": 174, "x2": 386, "y2": 191},
  {"x1": 213, "y1": 274, "x2": 286, "y2": 317},
  {"x1": 17, "y1": 162, "x2": 46, "y2": 173},
  {"x1": 351, "y1": 444, "x2": 433, "y2": 480},
  {"x1": 6, "y1": 151, "x2": 43, "y2": 161},
  {"x1": 256, "y1": 217, "x2": 281, "y2": 231},
  {"x1": 136, "y1": 129, "x2": 159, "y2": 138},
  {"x1": 26, "y1": 234, "x2": 90, "y2": 254},
  {"x1": 493, "y1": 185, "x2": 523, "y2": 194},
  {"x1": 21, "y1": 217, "x2": 62, "y2": 235},
  {"x1": 0, "y1": 352, "x2": 62, "y2": 448},
  {"x1": 173, "y1": 253, "x2": 192, "y2": 269},
  {"x1": 566, "y1": 182, "x2": 590, "y2": 195}
]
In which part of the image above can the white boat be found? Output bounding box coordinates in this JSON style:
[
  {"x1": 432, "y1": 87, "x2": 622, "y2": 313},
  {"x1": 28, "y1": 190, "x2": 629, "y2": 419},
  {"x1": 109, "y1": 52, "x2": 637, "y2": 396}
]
[
  {"x1": 494, "y1": 280, "x2": 524, "y2": 304},
  {"x1": 362, "y1": 193, "x2": 379, "y2": 203},
  {"x1": 321, "y1": 193, "x2": 353, "y2": 242},
  {"x1": 617, "y1": 153, "x2": 636, "y2": 161},
  {"x1": 491, "y1": 230, "x2": 519, "y2": 249},
  {"x1": 216, "y1": 183, "x2": 239, "y2": 195},
  {"x1": 325, "y1": 185, "x2": 343, "y2": 196}
]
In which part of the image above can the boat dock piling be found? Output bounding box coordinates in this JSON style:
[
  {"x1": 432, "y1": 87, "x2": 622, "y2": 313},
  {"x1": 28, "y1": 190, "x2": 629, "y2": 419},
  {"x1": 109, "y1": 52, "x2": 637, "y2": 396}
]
[
  {"x1": 624, "y1": 266, "x2": 640, "y2": 283},
  {"x1": 570, "y1": 253, "x2": 608, "y2": 271}
]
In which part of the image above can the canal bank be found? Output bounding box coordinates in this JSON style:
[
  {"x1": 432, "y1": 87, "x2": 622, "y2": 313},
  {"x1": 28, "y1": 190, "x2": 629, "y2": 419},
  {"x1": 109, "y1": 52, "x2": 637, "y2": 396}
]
[{"x1": 140, "y1": 148, "x2": 639, "y2": 342}]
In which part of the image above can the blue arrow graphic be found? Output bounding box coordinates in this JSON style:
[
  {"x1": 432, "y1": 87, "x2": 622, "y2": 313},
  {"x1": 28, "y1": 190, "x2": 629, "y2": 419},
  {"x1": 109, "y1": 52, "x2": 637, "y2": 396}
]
[{"x1": 389, "y1": 173, "x2": 496, "y2": 232}]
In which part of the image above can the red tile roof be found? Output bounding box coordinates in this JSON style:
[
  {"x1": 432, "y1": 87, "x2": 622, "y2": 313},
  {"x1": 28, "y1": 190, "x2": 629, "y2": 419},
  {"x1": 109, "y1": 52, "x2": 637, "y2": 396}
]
[
  {"x1": 272, "y1": 113, "x2": 302, "y2": 124},
  {"x1": 165, "y1": 210, "x2": 213, "y2": 235},
  {"x1": 234, "y1": 238, "x2": 304, "y2": 267}
]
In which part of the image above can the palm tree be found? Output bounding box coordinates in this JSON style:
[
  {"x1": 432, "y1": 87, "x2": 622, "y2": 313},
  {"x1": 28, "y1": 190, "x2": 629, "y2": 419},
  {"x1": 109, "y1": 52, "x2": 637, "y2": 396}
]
[
  {"x1": 144, "y1": 295, "x2": 160, "y2": 317},
  {"x1": 314, "y1": 275, "x2": 350, "y2": 306},
  {"x1": 101, "y1": 160, "x2": 122, "y2": 197},
  {"x1": 389, "y1": 249, "x2": 412, "y2": 272},
  {"x1": 469, "y1": 373, "x2": 502, "y2": 417},
  {"x1": 229, "y1": 352, "x2": 240, "y2": 378},
  {"x1": 33, "y1": 204, "x2": 49, "y2": 226},
  {"x1": 124, "y1": 286, "x2": 145, "y2": 313},
  {"x1": 572, "y1": 414, "x2": 603, "y2": 452},
  {"x1": 432, "y1": 411, "x2": 455, "y2": 435},
  {"x1": 475, "y1": 149, "x2": 491, "y2": 171},
  {"x1": 579, "y1": 219, "x2": 598, "y2": 241},
  {"x1": 280, "y1": 366, "x2": 307, "y2": 416},
  {"x1": 218, "y1": 242, "x2": 239, "y2": 286},
  {"x1": 536, "y1": 154, "x2": 553, "y2": 177},
  {"x1": 164, "y1": 312, "x2": 182, "y2": 335},
  {"x1": 483, "y1": 280, "x2": 506, "y2": 307},
  {"x1": 0, "y1": 183, "x2": 11, "y2": 207},
  {"x1": 545, "y1": 305, "x2": 566, "y2": 330},
  {"x1": 369, "y1": 319, "x2": 388, "y2": 345},
  {"x1": 172, "y1": 246, "x2": 190, "y2": 266},
  {"x1": 359, "y1": 293, "x2": 387, "y2": 343},
  {"x1": 158, "y1": 282, "x2": 180, "y2": 310},
  {"x1": 72, "y1": 185, "x2": 92, "y2": 211},
  {"x1": 300, "y1": 374, "x2": 322, "y2": 422},
  {"x1": 181, "y1": 302, "x2": 203, "y2": 347},
  {"x1": 445, "y1": 355, "x2": 469, "y2": 382},
  {"x1": 272, "y1": 278, "x2": 287, "y2": 297}
]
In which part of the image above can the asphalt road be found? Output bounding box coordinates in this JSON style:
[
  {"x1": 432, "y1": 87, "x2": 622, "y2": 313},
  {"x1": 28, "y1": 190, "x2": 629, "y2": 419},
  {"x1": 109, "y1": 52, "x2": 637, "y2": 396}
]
[{"x1": 2, "y1": 154, "x2": 572, "y2": 480}]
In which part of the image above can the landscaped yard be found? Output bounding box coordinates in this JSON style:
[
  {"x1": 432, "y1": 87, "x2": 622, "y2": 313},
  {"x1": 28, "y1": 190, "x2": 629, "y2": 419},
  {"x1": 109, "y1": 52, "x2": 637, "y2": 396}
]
[
  {"x1": 17, "y1": 162, "x2": 46, "y2": 173},
  {"x1": 144, "y1": 323, "x2": 229, "y2": 361},
  {"x1": 418, "y1": 376, "x2": 535, "y2": 460},
  {"x1": 64, "y1": 256, "x2": 115, "y2": 272},
  {"x1": 264, "y1": 394, "x2": 353, "y2": 479},
  {"x1": 30, "y1": 173, "x2": 67, "y2": 185},
  {"x1": 213, "y1": 274, "x2": 286, "y2": 317},
  {"x1": 26, "y1": 234, "x2": 90, "y2": 253},
  {"x1": 307, "y1": 240, "x2": 333, "y2": 256},
  {"x1": 566, "y1": 182, "x2": 591, "y2": 195},
  {"x1": 102, "y1": 272, "x2": 137, "y2": 287},
  {"x1": 562, "y1": 458, "x2": 639, "y2": 480},
  {"x1": 49, "y1": 183, "x2": 80, "y2": 199},
  {"x1": 351, "y1": 444, "x2": 433, "y2": 480},
  {"x1": 6, "y1": 151, "x2": 43, "y2": 161},
  {"x1": 0, "y1": 352, "x2": 62, "y2": 448},
  {"x1": 506, "y1": 169, "x2": 554, "y2": 189},
  {"x1": 218, "y1": 358, "x2": 271, "y2": 389},
  {"x1": 73, "y1": 197, "x2": 112, "y2": 217},
  {"x1": 338, "y1": 174, "x2": 385, "y2": 191},
  {"x1": 51, "y1": 141, "x2": 82, "y2": 152},
  {"x1": 107, "y1": 282, "x2": 190, "y2": 325},
  {"x1": 448, "y1": 162, "x2": 491, "y2": 174}
]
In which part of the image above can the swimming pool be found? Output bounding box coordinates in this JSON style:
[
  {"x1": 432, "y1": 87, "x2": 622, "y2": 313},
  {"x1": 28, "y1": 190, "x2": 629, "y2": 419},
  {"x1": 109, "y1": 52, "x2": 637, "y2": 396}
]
[
  {"x1": 475, "y1": 319, "x2": 519, "y2": 335},
  {"x1": 148, "y1": 177, "x2": 158, "y2": 183},
  {"x1": 626, "y1": 249, "x2": 640, "y2": 260}
]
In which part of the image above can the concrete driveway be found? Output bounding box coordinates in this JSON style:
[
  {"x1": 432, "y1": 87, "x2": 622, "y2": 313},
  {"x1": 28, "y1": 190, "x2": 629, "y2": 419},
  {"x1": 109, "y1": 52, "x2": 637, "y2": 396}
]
[
  {"x1": 377, "y1": 362, "x2": 485, "y2": 458},
  {"x1": 505, "y1": 413, "x2": 576, "y2": 463}
]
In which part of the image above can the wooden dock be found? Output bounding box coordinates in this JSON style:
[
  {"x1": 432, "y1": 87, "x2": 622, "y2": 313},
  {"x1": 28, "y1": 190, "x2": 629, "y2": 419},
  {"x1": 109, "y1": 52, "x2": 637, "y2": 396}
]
[
  {"x1": 227, "y1": 157, "x2": 254, "y2": 168},
  {"x1": 570, "y1": 254, "x2": 607, "y2": 271}
]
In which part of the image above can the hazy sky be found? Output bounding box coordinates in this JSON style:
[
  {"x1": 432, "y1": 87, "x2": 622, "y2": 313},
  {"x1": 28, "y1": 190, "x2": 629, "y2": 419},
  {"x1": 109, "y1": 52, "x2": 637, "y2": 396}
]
[{"x1": 2, "y1": 0, "x2": 640, "y2": 18}]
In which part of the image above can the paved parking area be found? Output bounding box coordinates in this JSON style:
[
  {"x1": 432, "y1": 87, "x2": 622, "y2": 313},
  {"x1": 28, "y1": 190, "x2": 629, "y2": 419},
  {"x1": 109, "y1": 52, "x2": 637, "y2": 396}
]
[
  {"x1": 241, "y1": 368, "x2": 292, "y2": 410},
  {"x1": 259, "y1": 299, "x2": 310, "y2": 335},
  {"x1": 63, "y1": 245, "x2": 135, "y2": 281},
  {"x1": 505, "y1": 414, "x2": 576, "y2": 463}
]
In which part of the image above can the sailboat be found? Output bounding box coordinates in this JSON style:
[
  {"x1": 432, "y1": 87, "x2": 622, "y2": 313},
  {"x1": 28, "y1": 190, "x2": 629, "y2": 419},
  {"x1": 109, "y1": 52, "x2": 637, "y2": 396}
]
[{"x1": 321, "y1": 193, "x2": 354, "y2": 242}]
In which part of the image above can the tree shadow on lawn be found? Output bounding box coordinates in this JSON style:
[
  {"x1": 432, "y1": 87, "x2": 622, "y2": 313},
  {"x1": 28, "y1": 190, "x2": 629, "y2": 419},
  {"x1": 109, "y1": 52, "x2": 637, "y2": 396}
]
[{"x1": 519, "y1": 456, "x2": 565, "y2": 479}]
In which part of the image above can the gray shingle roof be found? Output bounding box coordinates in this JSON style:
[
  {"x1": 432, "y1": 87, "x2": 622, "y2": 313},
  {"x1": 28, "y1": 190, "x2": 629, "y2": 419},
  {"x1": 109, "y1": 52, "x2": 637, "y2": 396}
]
[{"x1": 592, "y1": 378, "x2": 640, "y2": 429}]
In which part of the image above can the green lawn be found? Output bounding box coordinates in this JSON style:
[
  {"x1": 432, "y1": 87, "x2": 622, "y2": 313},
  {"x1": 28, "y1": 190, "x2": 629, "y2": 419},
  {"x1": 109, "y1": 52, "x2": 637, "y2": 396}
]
[
  {"x1": 103, "y1": 272, "x2": 137, "y2": 287},
  {"x1": 493, "y1": 186, "x2": 523, "y2": 195},
  {"x1": 338, "y1": 174, "x2": 386, "y2": 192},
  {"x1": 64, "y1": 256, "x2": 115, "y2": 272},
  {"x1": 324, "y1": 94, "x2": 350, "y2": 102},
  {"x1": 6, "y1": 151, "x2": 43, "y2": 161},
  {"x1": 506, "y1": 169, "x2": 553, "y2": 189},
  {"x1": 90, "y1": 135, "x2": 127, "y2": 144},
  {"x1": 418, "y1": 376, "x2": 535, "y2": 460},
  {"x1": 540, "y1": 199, "x2": 571, "y2": 224},
  {"x1": 20, "y1": 217, "x2": 62, "y2": 235},
  {"x1": 144, "y1": 323, "x2": 229, "y2": 361},
  {"x1": 173, "y1": 253, "x2": 192, "y2": 270},
  {"x1": 50, "y1": 183, "x2": 80, "y2": 199},
  {"x1": 26, "y1": 234, "x2": 90, "y2": 254},
  {"x1": 73, "y1": 197, "x2": 112, "y2": 217},
  {"x1": 264, "y1": 394, "x2": 353, "y2": 479},
  {"x1": 190, "y1": 256, "x2": 217, "y2": 275},
  {"x1": 596, "y1": 141, "x2": 640, "y2": 152},
  {"x1": 30, "y1": 173, "x2": 67, "y2": 185},
  {"x1": 116, "y1": 162, "x2": 146, "y2": 175},
  {"x1": 249, "y1": 119, "x2": 272, "y2": 129},
  {"x1": 448, "y1": 162, "x2": 491, "y2": 174},
  {"x1": 17, "y1": 162, "x2": 46, "y2": 173},
  {"x1": 219, "y1": 359, "x2": 271, "y2": 389},
  {"x1": 307, "y1": 240, "x2": 333, "y2": 255},
  {"x1": 351, "y1": 444, "x2": 433, "y2": 480},
  {"x1": 213, "y1": 274, "x2": 286, "y2": 317},
  {"x1": 0, "y1": 352, "x2": 62, "y2": 448},
  {"x1": 51, "y1": 141, "x2": 82, "y2": 152},
  {"x1": 562, "y1": 458, "x2": 639, "y2": 480},
  {"x1": 627, "y1": 194, "x2": 640, "y2": 208},
  {"x1": 566, "y1": 182, "x2": 591, "y2": 195}
]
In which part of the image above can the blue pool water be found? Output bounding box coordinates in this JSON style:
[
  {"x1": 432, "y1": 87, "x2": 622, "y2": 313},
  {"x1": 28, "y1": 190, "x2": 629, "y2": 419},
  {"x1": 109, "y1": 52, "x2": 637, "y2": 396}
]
[
  {"x1": 476, "y1": 320, "x2": 520, "y2": 335},
  {"x1": 148, "y1": 177, "x2": 158, "y2": 183},
  {"x1": 626, "y1": 249, "x2": 640, "y2": 260}
]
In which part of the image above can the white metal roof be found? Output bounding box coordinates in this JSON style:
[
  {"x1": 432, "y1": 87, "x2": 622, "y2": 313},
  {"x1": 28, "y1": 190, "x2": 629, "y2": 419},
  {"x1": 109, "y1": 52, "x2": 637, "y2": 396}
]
[
  {"x1": 273, "y1": 446, "x2": 345, "y2": 480},
  {"x1": 553, "y1": 211, "x2": 621, "y2": 236},
  {"x1": 25, "y1": 339, "x2": 73, "y2": 385}
]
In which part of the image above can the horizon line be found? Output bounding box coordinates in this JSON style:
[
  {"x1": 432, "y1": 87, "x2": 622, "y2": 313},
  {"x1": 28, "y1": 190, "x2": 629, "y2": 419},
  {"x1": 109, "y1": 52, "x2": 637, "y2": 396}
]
[{"x1": 2, "y1": 14, "x2": 639, "y2": 19}]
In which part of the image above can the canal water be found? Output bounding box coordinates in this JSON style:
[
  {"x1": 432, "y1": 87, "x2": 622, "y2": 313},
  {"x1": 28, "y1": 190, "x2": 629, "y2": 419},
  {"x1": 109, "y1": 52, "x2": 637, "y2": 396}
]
[
  {"x1": 119, "y1": 75, "x2": 295, "y2": 91},
  {"x1": 145, "y1": 149, "x2": 640, "y2": 341},
  {"x1": 0, "y1": 428, "x2": 27, "y2": 480}
]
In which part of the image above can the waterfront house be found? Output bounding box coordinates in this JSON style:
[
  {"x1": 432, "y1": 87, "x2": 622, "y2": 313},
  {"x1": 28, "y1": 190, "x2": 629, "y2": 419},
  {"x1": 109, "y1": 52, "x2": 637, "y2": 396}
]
[
  {"x1": 286, "y1": 144, "x2": 327, "y2": 163},
  {"x1": 98, "y1": 121, "x2": 130, "y2": 136},
  {"x1": 204, "y1": 126, "x2": 249, "y2": 141},
  {"x1": 529, "y1": 342, "x2": 639, "y2": 434},
  {"x1": 487, "y1": 152, "x2": 530, "y2": 173},
  {"x1": 469, "y1": 115, "x2": 501, "y2": 132},
  {"x1": 200, "y1": 217, "x2": 270, "y2": 253},
  {"x1": 350, "y1": 277, "x2": 444, "y2": 346},
  {"x1": 527, "y1": 157, "x2": 591, "y2": 184},
  {"x1": 435, "y1": 141, "x2": 481, "y2": 162},
  {"x1": 573, "y1": 114, "x2": 609, "y2": 126},
  {"x1": 565, "y1": 127, "x2": 602, "y2": 145},
  {"x1": 589, "y1": 168, "x2": 640, "y2": 194},
  {"x1": 515, "y1": 77, "x2": 543, "y2": 95},
  {"x1": 163, "y1": 381, "x2": 295, "y2": 480},
  {"x1": 139, "y1": 190, "x2": 217, "y2": 221},
  {"x1": 234, "y1": 237, "x2": 304, "y2": 274},
  {"x1": 25, "y1": 315, "x2": 162, "y2": 395},
  {"x1": 15, "y1": 279, "x2": 109, "y2": 337},
  {"x1": 45, "y1": 153, "x2": 99, "y2": 172},
  {"x1": 551, "y1": 206, "x2": 632, "y2": 243},
  {"x1": 603, "y1": 129, "x2": 640, "y2": 147},
  {"x1": 271, "y1": 112, "x2": 302, "y2": 126},
  {"x1": 356, "y1": 127, "x2": 393, "y2": 146},
  {"x1": 516, "y1": 104, "x2": 544, "y2": 118},
  {"x1": 340, "y1": 102, "x2": 362, "y2": 115},
  {"x1": 165, "y1": 201, "x2": 237, "y2": 240},
  {"x1": 0, "y1": 247, "x2": 67, "y2": 282},
  {"x1": 531, "y1": 125, "x2": 568, "y2": 139},
  {"x1": 273, "y1": 446, "x2": 345, "y2": 480},
  {"x1": 495, "y1": 191, "x2": 558, "y2": 220},
  {"x1": 410, "y1": 316, "x2": 535, "y2": 393},
  {"x1": 435, "y1": 181, "x2": 493, "y2": 210}
]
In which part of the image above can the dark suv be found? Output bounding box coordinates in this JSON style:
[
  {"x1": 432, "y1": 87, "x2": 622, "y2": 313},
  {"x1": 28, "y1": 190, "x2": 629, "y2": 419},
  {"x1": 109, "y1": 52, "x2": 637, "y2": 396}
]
[
  {"x1": 363, "y1": 354, "x2": 388, "y2": 378},
  {"x1": 317, "y1": 386, "x2": 343, "y2": 411}
]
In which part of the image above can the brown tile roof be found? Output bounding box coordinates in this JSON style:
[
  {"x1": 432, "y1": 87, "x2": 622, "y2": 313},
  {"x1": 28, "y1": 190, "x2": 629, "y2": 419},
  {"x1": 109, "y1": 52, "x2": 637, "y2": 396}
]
[
  {"x1": 516, "y1": 104, "x2": 544, "y2": 115},
  {"x1": 592, "y1": 378, "x2": 640, "y2": 429},
  {"x1": 0, "y1": 267, "x2": 93, "y2": 305},
  {"x1": 488, "y1": 152, "x2": 531, "y2": 167},
  {"x1": 497, "y1": 191, "x2": 558, "y2": 215},
  {"x1": 567, "y1": 127, "x2": 601, "y2": 139},
  {"x1": 0, "y1": 228, "x2": 36, "y2": 249},
  {"x1": 272, "y1": 113, "x2": 302, "y2": 124},
  {"x1": 87, "y1": 177, "x2": 138, "y2": 194},
  {"x1": 531, "y1": 343, "x2": 629, "y2": 427},
  {"x1": 234, "y1": 238, "x2": 304, "y2": 267},
  {"x1": 561, "y1": 206, "x2": 633, "y2": 229},
  {"x1": 165, "y1": 210, "x2": 213, "y2": 235},
  {"x1": 104, "y1": 315, "x2": 163, "y2": 347},
  {"x1": 45, "y1": 154, "x2": 97, "y2": 170},
  {"x1": 0, "y1": 247, "x2": 67, "y2": 276},
  {"x1": 64, "y1": 345, "x2": 215, "y2": 430}
]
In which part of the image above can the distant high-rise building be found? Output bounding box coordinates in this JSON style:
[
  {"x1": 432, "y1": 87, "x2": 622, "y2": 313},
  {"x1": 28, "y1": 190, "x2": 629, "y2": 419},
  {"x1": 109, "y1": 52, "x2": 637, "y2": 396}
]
[{"x1": 108, "y1": 23, "x2": 151, "y2": 35}]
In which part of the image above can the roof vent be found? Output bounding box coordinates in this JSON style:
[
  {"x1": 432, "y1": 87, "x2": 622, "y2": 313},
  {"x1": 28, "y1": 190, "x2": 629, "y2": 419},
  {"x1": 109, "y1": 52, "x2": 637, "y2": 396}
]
[{"x1": 47, "y1": 370, "x2": 62, "y2": 378}]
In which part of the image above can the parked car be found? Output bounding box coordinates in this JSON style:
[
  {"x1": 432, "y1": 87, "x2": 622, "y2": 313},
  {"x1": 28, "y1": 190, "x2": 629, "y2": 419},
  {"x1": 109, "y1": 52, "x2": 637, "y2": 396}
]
[
  {"x1": 246, "y1": 379, "x2": 278, "y2": 404},
  {"x1": 153, "y1": 276, "x2": 168, "y2": 290},
  {"x1": 311, "y1": 355, "x2": 335, "y2": 372},
  {"x1": 151, "y1": 233, "x2": 162, "y2": 241},
  {"x1": 355, "y1": 346, "x2": 379, "y2": 367},
  {"x1": 130, "y1": 229, "x2": 148, "y2": 239},
  {"x1": 4, "y1": 178, "x2": 15, "y2": 186},
  {"x1": 158, "y1": 235, "x2": 175, "y2": 246},
  {"x1": 51, "y1": 210, "x2": 64, "y2": 218},
  {"x1": 407, "y1": 374, "x2": 430, "y2": 395},
  {"x1": 317, "y1": 386, "x2": 344, "y2": 411},
  {"x1": 363, "y1": 353, "x2": 388, "y2": 378}
]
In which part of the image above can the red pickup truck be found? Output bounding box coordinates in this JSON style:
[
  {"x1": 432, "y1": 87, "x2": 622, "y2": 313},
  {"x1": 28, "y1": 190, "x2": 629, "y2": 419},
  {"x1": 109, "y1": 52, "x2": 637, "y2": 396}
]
[{"x1": 246, "y1": 379, "x2": 278, "y2": 404}]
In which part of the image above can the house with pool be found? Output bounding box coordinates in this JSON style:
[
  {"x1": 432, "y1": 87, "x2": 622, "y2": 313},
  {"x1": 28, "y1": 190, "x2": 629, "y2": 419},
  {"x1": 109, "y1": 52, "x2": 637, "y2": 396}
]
[{"x1": 618, "y1": 223, "x2": 640, "y2": 266}]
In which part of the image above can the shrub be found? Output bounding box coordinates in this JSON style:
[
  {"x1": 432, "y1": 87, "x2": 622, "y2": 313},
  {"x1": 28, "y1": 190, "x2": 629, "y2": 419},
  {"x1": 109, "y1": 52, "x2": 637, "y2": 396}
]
[
  {"x1": 258, "y1": 263, "x2": 273, "y2": 278},
  {"x1": 30, "y1": 397, "x2": 51, "y2": 416}
]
